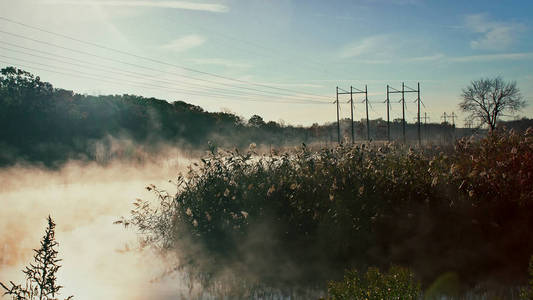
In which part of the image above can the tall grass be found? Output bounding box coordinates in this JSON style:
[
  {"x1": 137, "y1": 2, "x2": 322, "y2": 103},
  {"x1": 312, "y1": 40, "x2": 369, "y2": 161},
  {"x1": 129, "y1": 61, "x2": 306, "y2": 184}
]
[{"x1": 121, "y1": 129, "x2": 533, "y2": 297}]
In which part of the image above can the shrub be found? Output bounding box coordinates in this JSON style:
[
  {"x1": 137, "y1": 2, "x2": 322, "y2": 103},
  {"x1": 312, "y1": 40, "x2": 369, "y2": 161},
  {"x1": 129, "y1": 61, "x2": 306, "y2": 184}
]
[
  {"x1": 326, "y1": 265, "x2": 420, "y2": 300},
  {"x1": 0, "y1": 216, "x2": 73, "y2": 300},
  {"x1": 452, "y1": 128, "x2": 533, "y2": 206},
  {"x1": 520, "y1": 256, "x2": 533, "y2": 300},
  {"x1": 122, "y1": 128, "x2": 533, "y2": 293},
  {"x1": 424, "y1": 272, "x2": 460, "y2": 299},
  {"x1": 122, "y1": 143, "x2": 450, "y2": 290},
  {"x1": 449, "y1": 128, "x2": 533, "y2": 282}
]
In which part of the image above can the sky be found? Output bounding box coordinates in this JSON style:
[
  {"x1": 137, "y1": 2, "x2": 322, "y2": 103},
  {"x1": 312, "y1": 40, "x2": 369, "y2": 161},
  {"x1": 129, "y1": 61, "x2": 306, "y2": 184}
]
[{"x1": 1, "y1": 0, "x2": 532, "y2": 127}]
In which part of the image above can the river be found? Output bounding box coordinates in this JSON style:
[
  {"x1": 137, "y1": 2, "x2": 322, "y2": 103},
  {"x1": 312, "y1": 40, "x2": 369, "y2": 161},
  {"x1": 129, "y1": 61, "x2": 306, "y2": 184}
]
[{"x1": 0, "y1": 157, "x2": 194, "y2": 299}]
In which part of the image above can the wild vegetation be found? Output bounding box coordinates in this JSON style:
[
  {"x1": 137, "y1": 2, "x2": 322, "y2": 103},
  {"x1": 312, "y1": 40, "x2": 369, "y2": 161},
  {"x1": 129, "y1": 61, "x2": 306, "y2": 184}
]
[
  {"x1": 325, "y1": 266, "x2": 420, "y2": 300},
  {"x1": 120, "y1": 128, "x2": 533, "y2": 297},
  {"x1": 0, "y1": 216, "x2": 73, "y2": 300},
  {"x1": 520, "y1": 256, "x2": 533, "y2": 300}
]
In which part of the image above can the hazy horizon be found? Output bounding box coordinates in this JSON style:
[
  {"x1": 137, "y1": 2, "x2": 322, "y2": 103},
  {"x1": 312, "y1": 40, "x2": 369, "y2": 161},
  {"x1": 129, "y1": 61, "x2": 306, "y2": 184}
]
[{"x1": 1, "y1": 0, "x2": 532, "y2": 127}]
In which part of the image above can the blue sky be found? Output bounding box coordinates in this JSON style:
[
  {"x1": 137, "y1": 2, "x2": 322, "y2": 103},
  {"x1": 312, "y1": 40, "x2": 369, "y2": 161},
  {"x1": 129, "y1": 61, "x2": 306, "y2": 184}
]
[{"x1": 1, "y1": 0, "x2": 532, "y2": 126}]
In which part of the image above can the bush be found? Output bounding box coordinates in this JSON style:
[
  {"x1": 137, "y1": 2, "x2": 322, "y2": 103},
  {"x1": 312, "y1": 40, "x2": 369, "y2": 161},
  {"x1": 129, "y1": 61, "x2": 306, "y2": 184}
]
[
  {"x1": 122, "y1": 143, "x2": 451, "y2": 289},
  {"x1": 0, "y1": 216, "x2": 73, "y2": 300},
  {"x1": 122, "y1": 129, "x2": 533, "y2": 293},
  {"x1": 520, "y1": 256, "x2": 533, "y2": 300},
  {"x1": 453, "y1": 128, "x2": 533, "y2": 206},
  {"x1": 326, "y1": 265, "x2": 420, "y2": 300},
  {"x1": 449, "y1": 128, "x2": 533, "y2": 282}
]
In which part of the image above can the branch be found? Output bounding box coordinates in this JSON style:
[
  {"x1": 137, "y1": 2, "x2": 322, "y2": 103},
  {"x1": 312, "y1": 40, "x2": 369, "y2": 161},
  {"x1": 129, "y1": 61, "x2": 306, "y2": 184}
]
[{"x1": 0, "y1": 281, "x2": 9, "y2": 294}]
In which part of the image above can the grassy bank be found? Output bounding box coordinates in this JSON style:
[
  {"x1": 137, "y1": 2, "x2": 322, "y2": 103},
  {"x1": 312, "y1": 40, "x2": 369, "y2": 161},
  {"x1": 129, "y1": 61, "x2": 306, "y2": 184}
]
[{"x1": 121, "y1": 128, "x2": 533, "y2": 298}]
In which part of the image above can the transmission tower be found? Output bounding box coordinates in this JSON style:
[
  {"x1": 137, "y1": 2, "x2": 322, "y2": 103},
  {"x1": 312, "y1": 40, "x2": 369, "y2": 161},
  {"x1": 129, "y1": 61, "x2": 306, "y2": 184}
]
[
  {"x1": 450, "y1": 112, "x2": 457, "y2": 127},
  {"x1": 335, "y1": 87, "x2": 340, "y2": 144},
  {"x1": 422, "y1": 112, "x2": 430, "y2": 124},
  {"x1": 423, "y1": 112, "x2": 430, "y2": 141},
  {"x1": 387, "y1": 82, "x2": 421, "y2": 144},
  {"x1": 337, "y1": 85, "x2": 367, "y2": 143},
  {"x1": 441, "y1": 112, "x2": 448, "y2": 124}
]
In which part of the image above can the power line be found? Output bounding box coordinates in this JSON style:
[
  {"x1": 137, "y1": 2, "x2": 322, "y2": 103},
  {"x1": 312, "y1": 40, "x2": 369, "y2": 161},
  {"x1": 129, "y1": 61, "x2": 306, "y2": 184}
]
[
  {"x1": 0, "y1": 44, "x2": 328, "y2": 102},
  {"x1": 0, "y1": 58, "x2": 328, "y2": 105},
  {"x1": 0, "y1": 58, "x2": 257, "y2": 102},
  {"x1": 0, "y1": 31, "x2": 328, "y2": 102},
  {"x1": 161, "y1": 15, "x2": 331, "y2": 76},
  {"x1": 0, "y1": 32, "x2": 328, "y2": 102},
  {"x1": 0, "y1": 59, "x2": 230, "y2": 100},
  {"x1": 0, "y1": 42, "x2": 304, "y2": 101},
  {"x1": 0, "y1": 17, "x2": 331, "y2": 99},
  {"x1": 2, "y1": 14, "x2": 331, "y2": 78}
]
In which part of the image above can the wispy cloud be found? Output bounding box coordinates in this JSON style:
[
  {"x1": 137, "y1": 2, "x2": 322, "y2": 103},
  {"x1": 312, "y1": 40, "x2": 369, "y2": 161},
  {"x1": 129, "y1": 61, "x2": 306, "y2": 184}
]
[
  {"x1": 342, "y1": 51, "x2": 533, "y2": 65},
  {"x1": 162, "y1": 34, "x2": 206, "y2": 52},
  {"x1": 43, "y1": 0, "x2": 229, "y2": 13},
  {"x1": 188, "y1": 58, "x2": 251, "y2": 69},
  {"x1": 339, "y1": 35, "x2": 391, "y2": 58},
  {"x1": 449, "y1": 52, "x2": 533, "y2": 63},
  {"x1": 312, "y1": 12, "x2": 356, "y2": 21},
  {"x1": 361, "y1": 0, "x2": 422, "y2": 5},
  {"x1": 405, "y1": 52, "x2": 533, "y2": 63},
  {"x1": 464, "y1": 13, "x2": 525, "y2": 51},
  {"x1": 254, "y1": 82, "x2": 325, "y2": 89},
  {"x1": 405, "y1": 53, "x2": 446, "y2": 62}
]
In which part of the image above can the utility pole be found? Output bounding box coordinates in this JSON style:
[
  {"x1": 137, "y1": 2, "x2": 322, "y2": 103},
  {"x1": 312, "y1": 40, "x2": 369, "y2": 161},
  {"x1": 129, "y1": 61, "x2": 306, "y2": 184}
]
[
  {"x1": 450, "y1": 111, "x2": 457, "y2": 140},
  {"x1": 350, "y1": 86, "x2": 354, "y2": 144},
  {"x1": 423, "y1": 112, "x2": 430, "y2": 142},
  {"x1": 388, "y1": 82, "x2": 421, "y2": 144},
  {"x1": 465, "y1": 119, "x2": 473, "y2": 129},
  {"x1": 337, "y1": 85, "x2": 367, "y2": 143},
  {"x1": 450, "y1": 112, "x2": 456, "y2": 127},
  {"x1": 441, "y1": 112, "x2": 448, "y2": 124},
  {"x1": 417, "y1": 82, "x2": 421, "y2": 146},
  {"x1": 386, "y1": 85, "x2": 390, "y2": 142},
  {"x1": 365, "y1": 84, "x2": 370, "y2": 141},
  {"x1": 422, "y1": 112, "x2": 430, "y2": 125},
  {"x1": 336, "y1": 86, "x2": 340, "y2": 144},
  {"x1": 402, "y1": 82, "x2": 406, "y2": 143}
]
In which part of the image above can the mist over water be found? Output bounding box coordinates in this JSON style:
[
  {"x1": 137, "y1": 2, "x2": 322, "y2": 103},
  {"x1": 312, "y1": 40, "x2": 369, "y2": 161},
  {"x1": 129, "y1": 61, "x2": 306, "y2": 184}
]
[{"x1": 0, "y1": 155, "x2": 196, "y2": 299}]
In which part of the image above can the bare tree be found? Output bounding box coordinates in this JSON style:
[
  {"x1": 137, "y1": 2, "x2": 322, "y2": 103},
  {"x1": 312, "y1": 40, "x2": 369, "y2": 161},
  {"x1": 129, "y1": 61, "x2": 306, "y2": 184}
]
[{"x1": 460, "y1": 77, "x2": 525, "y2": 132}]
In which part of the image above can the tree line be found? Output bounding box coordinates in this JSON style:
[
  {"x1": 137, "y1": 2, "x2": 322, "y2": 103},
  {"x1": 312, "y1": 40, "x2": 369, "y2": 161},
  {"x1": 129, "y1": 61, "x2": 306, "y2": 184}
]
[
  {"x1": 0, "y1": 67, "x2": 313, "y2": 166},
  {"x1": 0, "y1": 67, "x2": 527, "y2": 167}
]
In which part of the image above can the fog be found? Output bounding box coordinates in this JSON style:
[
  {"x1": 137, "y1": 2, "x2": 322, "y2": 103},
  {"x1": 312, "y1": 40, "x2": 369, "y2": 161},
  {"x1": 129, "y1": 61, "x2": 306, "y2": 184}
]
[{"x1": 0, "y1": 155, "x2": 197, "y2": 299}]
